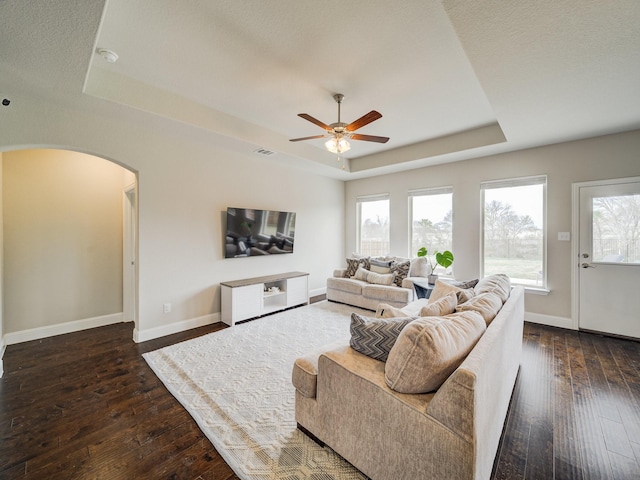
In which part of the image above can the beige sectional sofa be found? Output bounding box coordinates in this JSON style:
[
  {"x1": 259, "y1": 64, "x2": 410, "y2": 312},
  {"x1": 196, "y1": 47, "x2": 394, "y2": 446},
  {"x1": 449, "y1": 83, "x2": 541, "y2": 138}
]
[
  {"x1": 326, "y1": 256, "x2": 430, "y2": 310},
  {"x1": 292, "y1": 275, "x2": 524, "y2": 480}
]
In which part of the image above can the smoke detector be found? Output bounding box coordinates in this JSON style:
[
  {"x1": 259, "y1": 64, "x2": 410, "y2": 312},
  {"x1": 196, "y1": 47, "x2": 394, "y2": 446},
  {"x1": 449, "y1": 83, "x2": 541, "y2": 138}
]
[{"x1": 97, "y1": 48, "x2": 119, "y2": 63}]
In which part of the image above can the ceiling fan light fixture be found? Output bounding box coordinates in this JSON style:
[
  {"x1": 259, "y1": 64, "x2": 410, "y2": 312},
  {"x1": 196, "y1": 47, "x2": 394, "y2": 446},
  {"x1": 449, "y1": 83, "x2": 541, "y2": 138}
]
[{"x1": 325, "y1": 135, "x2": 351, "y2": 154}]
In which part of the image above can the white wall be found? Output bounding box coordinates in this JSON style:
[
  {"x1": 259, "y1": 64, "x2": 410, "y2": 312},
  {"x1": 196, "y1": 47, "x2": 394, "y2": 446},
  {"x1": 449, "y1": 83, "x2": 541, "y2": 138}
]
[
  {"x1": 345, "y1": 130, "x2": 640, "y2": 324},
  {"x1": 3, "y1": 149, "x2": 128, "y2": 334},
  {"x1": 0, "y1": 93, "x2": 345, "y2": 342}
]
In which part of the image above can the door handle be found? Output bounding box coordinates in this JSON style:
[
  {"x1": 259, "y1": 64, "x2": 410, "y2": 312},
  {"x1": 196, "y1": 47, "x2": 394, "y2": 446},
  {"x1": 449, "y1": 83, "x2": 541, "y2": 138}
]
[{"x1": 581, "y1": 263, "x2": 596, "y2": 268}]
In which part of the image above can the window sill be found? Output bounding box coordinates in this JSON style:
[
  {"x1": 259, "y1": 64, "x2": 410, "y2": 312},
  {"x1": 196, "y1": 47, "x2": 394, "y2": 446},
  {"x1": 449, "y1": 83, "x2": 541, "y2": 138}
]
[{"x1": 523, "y1": 286, "x2": 550, "y2": 296}]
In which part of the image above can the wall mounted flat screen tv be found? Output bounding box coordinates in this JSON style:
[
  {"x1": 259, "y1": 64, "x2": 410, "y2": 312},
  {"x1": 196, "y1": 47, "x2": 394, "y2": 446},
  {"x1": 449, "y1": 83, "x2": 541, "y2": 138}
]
[{"x1": 225, "y1": 207, "x2": 296, "y2": 258}]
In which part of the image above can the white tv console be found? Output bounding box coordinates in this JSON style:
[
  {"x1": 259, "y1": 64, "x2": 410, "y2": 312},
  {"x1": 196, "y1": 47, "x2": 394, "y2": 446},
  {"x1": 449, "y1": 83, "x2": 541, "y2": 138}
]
[{"x1": 220, "y1": 271, "x2": 309, "y2": 326}]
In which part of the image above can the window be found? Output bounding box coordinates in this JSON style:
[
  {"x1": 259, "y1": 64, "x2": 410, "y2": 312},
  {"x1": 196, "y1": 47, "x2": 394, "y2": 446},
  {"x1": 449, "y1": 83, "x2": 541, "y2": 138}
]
[
  {"x1": 481, "y1": 176, "x2": 546, "y2": 288},
  {"x1": 592, "y1": 194, "x2": 640, "y2": 263},
  {"x1": 409, "y1": 187, "x2": 453, "y2": 274},
  {"x1": 357, "y1": 194, "x2": 390, "y2": 256}
]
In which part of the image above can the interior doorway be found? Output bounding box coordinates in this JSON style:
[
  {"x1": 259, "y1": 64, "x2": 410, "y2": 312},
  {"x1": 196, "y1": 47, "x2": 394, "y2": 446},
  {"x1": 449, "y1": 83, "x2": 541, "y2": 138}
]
[
  {"x1": 573, "y1": 176, "x2": 640, "y2": 339},
  {"x1": 1, "y1": 148, "x2": 138, "y2": 344},
  {"x1": 123, "y1": 184, "x2": 137, "y2": 327}
]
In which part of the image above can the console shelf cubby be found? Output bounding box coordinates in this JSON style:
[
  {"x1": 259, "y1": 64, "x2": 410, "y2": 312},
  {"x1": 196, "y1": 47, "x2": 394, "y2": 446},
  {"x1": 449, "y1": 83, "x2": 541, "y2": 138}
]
[{"x1": 220, "y1": 271, "x2": 309, "y2": 326}]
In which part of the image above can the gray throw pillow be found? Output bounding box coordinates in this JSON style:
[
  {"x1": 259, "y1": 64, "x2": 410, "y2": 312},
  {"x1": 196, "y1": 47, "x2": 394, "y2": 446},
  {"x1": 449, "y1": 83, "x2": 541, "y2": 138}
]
[{"x1": 350, "y1": 313, "x2": 414, "y2": 362}]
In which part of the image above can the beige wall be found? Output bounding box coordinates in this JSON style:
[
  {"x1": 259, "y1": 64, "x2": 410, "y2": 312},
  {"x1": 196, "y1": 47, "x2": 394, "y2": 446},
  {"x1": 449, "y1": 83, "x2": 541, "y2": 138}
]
[
  {"x1": 3, "y1": 149, "x2": 128, "y2": 332},
  {"x1": 0, "y1": 92, "x2": 345, "y2": 342},
  {"x1": 345, "y1": 129, "x2": 640, "y2": 321}
]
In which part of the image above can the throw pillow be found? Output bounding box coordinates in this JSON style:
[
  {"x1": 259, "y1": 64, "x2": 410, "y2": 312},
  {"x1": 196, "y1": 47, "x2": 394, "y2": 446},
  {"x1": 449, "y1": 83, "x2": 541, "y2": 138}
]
[
  {"x1": 370, "y1": 257, "x2": 393, "y2": 274},
  {"x1": 452, "y1": 279, "x2": 479, "y2": 289},
  {"x1": 409, "y1": 257, "x2": 429, "y2": 277},
  {"x1": 390, "y1": 260, "x2": 411, "y2": 287},
  {"x1": 354, "y1": 266, "x2": 395, "y2": 285},
  {"x1": 384, "y1": 311, "x2": 486, "y2": 394},
  {"x1": 344, "y1": 257, "x2": 371, "y2": 278},
  {"x1": 456, "y1": 291, "x2": 503, "y2": 325},
  {"x1": 429, "y1": 279, "x2": 475, "y2": 304},
  {"x1": 375, "y1": 302, "x2": 421, "y2": 319},
  {"x1": 474, "y1": 274, "x2": 511, "y2": 303},
  {"x1": 350, "y1": 313, "x2": 415, "y2": 362},
  {"x1": 419, "y1": 292, "x2": 457, "y2": 317}
]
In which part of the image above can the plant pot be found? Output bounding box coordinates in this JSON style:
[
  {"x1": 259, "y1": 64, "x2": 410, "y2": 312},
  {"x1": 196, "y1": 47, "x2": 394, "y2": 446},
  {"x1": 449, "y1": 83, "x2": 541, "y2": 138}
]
[{"x1": 428, "y1": 274, "x2": 438, "y2": 285}]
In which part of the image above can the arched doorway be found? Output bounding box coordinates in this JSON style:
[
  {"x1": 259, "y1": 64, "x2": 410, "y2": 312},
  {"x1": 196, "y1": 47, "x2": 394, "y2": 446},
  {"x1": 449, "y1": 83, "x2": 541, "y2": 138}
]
[{"x1": 1, "y1": 148, "x2": 138, "y2": 349}]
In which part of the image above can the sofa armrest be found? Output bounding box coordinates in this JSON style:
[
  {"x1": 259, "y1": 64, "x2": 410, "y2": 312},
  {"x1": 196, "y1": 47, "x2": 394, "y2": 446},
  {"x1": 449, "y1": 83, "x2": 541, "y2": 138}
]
[{"x1": 333, "y1": 268, "x2": 347, "y2": 278}]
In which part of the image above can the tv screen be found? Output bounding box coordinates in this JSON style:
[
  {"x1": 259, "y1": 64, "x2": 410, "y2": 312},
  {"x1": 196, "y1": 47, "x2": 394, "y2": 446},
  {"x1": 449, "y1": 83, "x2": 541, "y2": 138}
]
[{"x1": 225, "y1": 207, "x2": 296, "y2": 258}]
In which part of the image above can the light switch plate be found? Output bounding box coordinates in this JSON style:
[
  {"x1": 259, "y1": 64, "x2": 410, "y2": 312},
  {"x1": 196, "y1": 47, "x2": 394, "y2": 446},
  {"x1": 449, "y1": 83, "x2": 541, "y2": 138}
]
[{"x1": 558, "y1": 232, "x2": 570, "y2": 241}]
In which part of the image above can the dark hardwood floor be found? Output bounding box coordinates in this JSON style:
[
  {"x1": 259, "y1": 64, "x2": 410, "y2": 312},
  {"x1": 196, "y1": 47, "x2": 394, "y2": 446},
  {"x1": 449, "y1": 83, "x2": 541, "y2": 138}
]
[{"x1": 1, "y1": 309, "x2": 639, "y2": 479}]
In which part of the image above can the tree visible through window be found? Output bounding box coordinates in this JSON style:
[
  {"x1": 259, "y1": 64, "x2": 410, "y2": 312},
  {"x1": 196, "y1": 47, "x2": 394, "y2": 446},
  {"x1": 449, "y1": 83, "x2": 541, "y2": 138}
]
[
  {"x1": 482, "y1": 176, "x2": 546, "y2": 287},
  {"x1": 357, "y1": 195, "x2": 390, "y2": 256},
  {"x1": 592, "y1": 194, "x2": 640, "y2": 263},
  {"x1": 409, "y1": 188, "x2": 453, "y2": 274}
]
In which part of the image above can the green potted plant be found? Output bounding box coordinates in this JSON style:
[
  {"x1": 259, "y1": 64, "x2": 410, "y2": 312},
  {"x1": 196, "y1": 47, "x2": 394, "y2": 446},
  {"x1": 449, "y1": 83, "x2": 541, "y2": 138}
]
[{"x1": 416, "y1": 248, "x2": 454, "y2": 284}]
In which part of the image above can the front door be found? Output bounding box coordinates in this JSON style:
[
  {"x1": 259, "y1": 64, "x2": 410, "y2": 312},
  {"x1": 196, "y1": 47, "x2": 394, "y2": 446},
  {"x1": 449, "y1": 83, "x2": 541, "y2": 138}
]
[{"x1": 577, "y1": 177, "x2": 640, "y2": 339}]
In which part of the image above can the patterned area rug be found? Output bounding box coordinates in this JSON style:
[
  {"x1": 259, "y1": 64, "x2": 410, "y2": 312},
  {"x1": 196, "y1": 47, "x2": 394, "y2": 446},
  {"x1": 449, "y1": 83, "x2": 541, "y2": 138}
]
[{"x1": 143, "y1": 301, "x2": 368, "y2": 479}]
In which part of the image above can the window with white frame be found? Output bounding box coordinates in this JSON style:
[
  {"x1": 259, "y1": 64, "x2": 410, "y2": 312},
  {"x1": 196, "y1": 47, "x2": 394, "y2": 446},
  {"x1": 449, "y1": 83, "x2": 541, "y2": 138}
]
[
  {"x1": 356, "y1": 194, "x2": 390, "y2": 256},
  {"x1": 481, "y1": 176, "x2": 547, "y2": 288},
  {"x1": 409, "y1": 187, "x2": 453, "y2": 274}
]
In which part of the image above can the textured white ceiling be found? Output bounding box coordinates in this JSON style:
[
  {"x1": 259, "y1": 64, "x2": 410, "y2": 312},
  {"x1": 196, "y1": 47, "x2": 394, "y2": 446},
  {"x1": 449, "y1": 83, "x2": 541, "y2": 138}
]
[{"x1": 2, "y1": 0, "x2": 640, "y2": 178}]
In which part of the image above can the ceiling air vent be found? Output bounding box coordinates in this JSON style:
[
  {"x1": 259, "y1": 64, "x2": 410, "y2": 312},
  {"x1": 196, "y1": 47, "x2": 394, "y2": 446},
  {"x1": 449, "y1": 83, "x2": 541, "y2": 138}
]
[{"x1": 253, "y1": 148, "x2": 276, "y2": 156}]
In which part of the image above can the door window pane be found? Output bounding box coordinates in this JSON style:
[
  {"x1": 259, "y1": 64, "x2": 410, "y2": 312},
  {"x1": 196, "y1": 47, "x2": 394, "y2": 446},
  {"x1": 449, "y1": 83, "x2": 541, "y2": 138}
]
[
  {"x1": 357, "y1": 196, "x2": 389, "y2": 256},
  {"x1": 482, "y1": 177, "x2": 546, "y2": 287},
  {"x1": 592, "y1": 194, "x2": 640, "y2": 263}
]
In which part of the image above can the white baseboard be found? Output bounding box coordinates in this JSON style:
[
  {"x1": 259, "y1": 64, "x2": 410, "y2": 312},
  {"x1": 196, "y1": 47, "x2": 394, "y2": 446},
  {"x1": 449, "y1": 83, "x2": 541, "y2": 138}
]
[
  {"x1": 525, "y1": 312, "x2": 575, "y2": 330},
  {"x1": 0, "y1": 337, "x2": 5, "y2": 378},
  {"x1": 4, "y1": 312, "x2": 125, "y2": 346},
  {"x1": 309, "y1": 287, "x2": 326, "y2": 298},
  {"x1": 134, "y1": 312, "x2": 221, "y2": 343}
]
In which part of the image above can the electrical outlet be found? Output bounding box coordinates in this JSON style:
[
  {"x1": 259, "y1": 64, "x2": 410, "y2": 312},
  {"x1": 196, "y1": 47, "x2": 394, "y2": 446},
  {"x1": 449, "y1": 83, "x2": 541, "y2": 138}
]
[
  {"x1": 558, "y1": 232, "x2": 570, "y2": 241},
  {"x1": 163, "y1": 303, "x2": 171, "y2": 313}
]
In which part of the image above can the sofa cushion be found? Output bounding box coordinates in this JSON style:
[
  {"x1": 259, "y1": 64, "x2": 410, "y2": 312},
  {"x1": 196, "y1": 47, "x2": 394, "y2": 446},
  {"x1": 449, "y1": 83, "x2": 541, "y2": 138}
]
[
  {"x1": 353, "y1": 266, "x2": 396, "y2": 286},
  {"x1": 390, "y1": 260, "x2": 411, "y2": 287},
  {"x1": 474, "y1": 274, "x2": 511, "y2": 302},
  {"x1": 385, "y1": 311, "x2": 486, "y2": 393},
  {"x1": 420, "y1": 292, "x2": 457, "y2": 317},
  {"x1": 429, "y1": 279, "x2": 475, "y2": 304},
  {"x1": 344, "y1": 257, "x2": 371, "y2": 278},
  {"x1": 363, "y1": 284, "x2": 412, "y2": 303},
  {"x1": 456, "y1": 291, "x2": 504, "y2": 325},
  {"x1": 327, "y1": 277, "x2": 365, "y2": 295},
  {"x1": 350, "y1": 313, "x2": 415, "y2": 362}
]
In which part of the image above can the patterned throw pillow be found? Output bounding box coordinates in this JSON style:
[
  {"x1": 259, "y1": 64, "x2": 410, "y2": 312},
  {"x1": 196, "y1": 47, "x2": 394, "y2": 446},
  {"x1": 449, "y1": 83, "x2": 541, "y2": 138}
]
[
  {"x1": 344, "y1": 257, "x2": 371, "y2": 278},
  {"x1": 452, "y1": 279, "x2": 479, "y2": 289},
  {"x1": 390, "y1": 260, "x2": 410, "y2": 287},
  {"x1": 350, "y1": 313, "x2": 414, "y2": 362}
]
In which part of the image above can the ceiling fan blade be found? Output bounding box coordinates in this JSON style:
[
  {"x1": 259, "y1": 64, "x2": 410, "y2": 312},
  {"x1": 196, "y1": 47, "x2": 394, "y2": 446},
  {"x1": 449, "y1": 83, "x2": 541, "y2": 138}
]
[
  {"x1": 298, "y1": 113, "x2": 331, "y2": 131},
  {"x1": 350, "y1": 133, "x2": 390, "y2": 143},
  {"x1": 345, "y1": 110, "x2": 382, "y2": 132},
  {"x1": 289, "y1": 135, "x2": 326, "y2": 142}
]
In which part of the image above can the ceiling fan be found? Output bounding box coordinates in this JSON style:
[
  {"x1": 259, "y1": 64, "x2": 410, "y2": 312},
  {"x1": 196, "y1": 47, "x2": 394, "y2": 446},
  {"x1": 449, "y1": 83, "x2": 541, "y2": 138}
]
[{"x1": 289, "y1": 93, "x2": 389, "y2": 154}]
